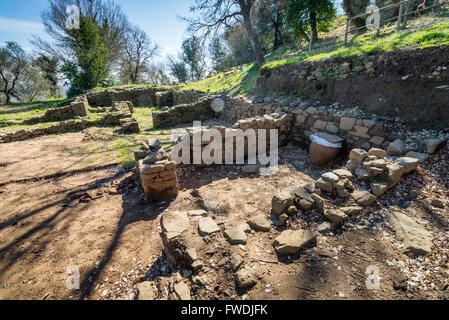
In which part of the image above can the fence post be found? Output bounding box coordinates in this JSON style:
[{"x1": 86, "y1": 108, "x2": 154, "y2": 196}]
[
  {"x1": 402, "y1": 0, "x2": 410, "y2": 29},
  {"x1": 397, "y1": 2, "x2": 404, "y2": 31},
  {"x1": 309, "y1": 31, "x2": 313, "y2": 52},
  {"x1": 345, "y1": 19, "x2": 349, "y2": 45}
]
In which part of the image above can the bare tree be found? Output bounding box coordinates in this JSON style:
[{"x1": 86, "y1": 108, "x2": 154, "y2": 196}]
[
  {"x1": 0, "y1": 42, "x2": 28, "y2": 104},
  {"x1": 119, "y1": 25, "x2": 160, "y2": 84},
  {"x1": 181, "y1": 0, "x2": 266, "y2": 65},
  {"x1": 33, "y1": 0, "x2": 129, "y2": 69}
]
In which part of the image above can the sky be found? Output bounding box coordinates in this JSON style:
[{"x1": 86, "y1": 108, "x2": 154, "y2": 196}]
[
  {"x1": 0, "y1": 0, "x2": 191, "y2": 62},
  {"x1": 0, "y1": 0, "x2": 345, "y2": 62}
]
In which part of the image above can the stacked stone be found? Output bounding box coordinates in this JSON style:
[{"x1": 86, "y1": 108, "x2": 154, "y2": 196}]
[
  {"x1": 120, "y1": 117, "x2": 140, "y2": 133},
  {"x1": 291, "y1": 107, "x2": 390, "y2": 150},
  {"x1": 112, "y1": 101, "x2": 134, "y2": 114},
  {"x1": 315, "y1": 169, "x2": 355, "y2": 199},
  {"x1": 0, "y1": 112, "x2": 129, "y2": 143},
  {"x1": 155, "y1": 91, "x2": 174, "y2": 107},
  {"x1": 346, "y1": 148, "x2": 420, "y2": 198},
  {"x1": 152, "y1": 97, "x2": 217, "y2": 128},
  {"x1": 135, "y1": 139, "x2": 178, "y2": 202},
  {"x1": 231, "y1": 112, "x2": 293, "y2": 147}
]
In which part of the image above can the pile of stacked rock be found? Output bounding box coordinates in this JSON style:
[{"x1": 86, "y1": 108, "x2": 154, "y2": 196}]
[
  {"x1": 271, "y1": 184, "x2": 325, "y2": 226},
  {"x1": 120, "y1": 118, "x2": 140, "y2": 133},
  {"x1": 135, "y1": 139, "x2": 178, "y2": 202},
  {"x1": 112, "y1": 101, "x2": 134, "y2": 113},
  {"x1": 314, "y1": 147, "x2": 420, "y2": 206}
]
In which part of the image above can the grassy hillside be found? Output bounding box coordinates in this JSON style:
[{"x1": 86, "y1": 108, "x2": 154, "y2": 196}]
[{"x1": 182, "y1": 15, "x2": 449, "y2": 95}]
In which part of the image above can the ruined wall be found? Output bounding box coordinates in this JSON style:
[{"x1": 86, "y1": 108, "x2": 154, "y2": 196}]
[
  {"x1": 86, "y1": 87, "x2": 166, "y2": 107},
  {"x1": 255, "y1": 46, "x2": 449, "y2": 130},
  {"x1": 291, "y1": 108, "x2": 391, "y2": 151},
  {"x1": 152, "y1": 97, "x2": 217, "y2": 128}
]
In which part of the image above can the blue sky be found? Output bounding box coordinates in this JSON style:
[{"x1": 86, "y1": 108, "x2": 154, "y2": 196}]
[
  {"x1": 0, "y1": 0, "x2": 345, "y2": 62},
  {"x1": 0, "y1": 0, "x2": 191, "y2": 62}
]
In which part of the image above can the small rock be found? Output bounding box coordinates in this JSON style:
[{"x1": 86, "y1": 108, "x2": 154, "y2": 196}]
[
  {"x1": 371, "y1": 181, "x2": 389, "y2": 197},
  {"x1": 349, "y1": 149, "x2": 367, "y2": 162},
  {"x1": 388, "y1": 211, "x2": 433, "y2": 255},
  {"x1": 387, "y1": 139, "x2": 405, "y2": 156},
  {"x1": 287, "y1": 206, "x2": 299, "y2": 216},
  {"x1": 173, "y1": 281, "x2": 191, "y2": 300},
  {"x1": 423, "y1": 138, "x2": 445, "y2": 154},
  {"x1": 279, "y1": 214, "x2": 289, "y2": 225},
  {"x1": 198, "y1": 217, "x2": 220, "y2": 236},
  {"x1": 368, "y1": 148, "x2": 387, "y2": 159},
  {"x1": 274, "y1": 230, "x2": 317, "y2": 255},
  {"x1": 322, "y1": 172, "x2": 340, "y2": 184},
  {"x1": 317, "y1": 222, "x2": 333, "y2": 233},
  {"x1": 341, "y1": 206, "x2": 363, "y2": 216},
  {"x1": 248, "y1": 215, "x2": 271, "y2": 232},
  {"x1": 299, "y1": 199, "x2": 314, "y2": 211},
  {"x1": 230, "y1": 251, "x2": 244, "y2": 271},
  {"x1": 324, "y1": 209, "x2": 347, "y2": 224},
  {"x1": 224, "y1": 224, "x2": 251, "y2": 245},
  {"x1": 426, "y1": 198, "x2": 445, "y2": 209},
  {"x1": 272, "y1": 192, "x2": 295, "y2": 216},
  {"x1": 242, "y1": 164, "x2": 260, "y2": 174},
  {"x1": 405, "y1": 151, "x2": 429, "y2": 163},
  {"x1": 352, "y1": 190, "x2": 377, "y2": 206},
  {"x1": 333, "y1": 169, "x2": 353, "y2": 179},
  {"x1": 136, "y1": 282, "x2": 155, "y2": 300},
  {"x1": 235, "y1": 268, "x2": 258, "y2": 289}
]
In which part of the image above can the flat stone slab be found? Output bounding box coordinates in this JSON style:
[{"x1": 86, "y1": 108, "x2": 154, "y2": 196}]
[
  {"x1": 248, "y1": 215, "x2": 271, "y2": 232},
  {"x1": 388, "y1": 211, "x2": 434, "y2": 255},
  {"x1": 161, "y1": 211, "x2": 189, "y2": 240},
  {"x1": 315, "y1": 132, "x2": 344, "y2": 144},
  {"x1": 274, "y1": 230, "x2": 317, "y2": 255},
  {"x1": 352, "y1": 190, "x2": 377, "y2": 206},
  {"x1": 136, "y1": 282, "x2": 155, "y2": 300},
  {"x1": 198, "y1": 217, "x2": 220, "y2": 236},
  {"x1": 224, "y1": 224, "x2": 250, "y2": 245}
]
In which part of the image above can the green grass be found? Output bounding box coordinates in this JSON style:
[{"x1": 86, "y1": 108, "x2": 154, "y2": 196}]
[
  {"x1": 179, "y1": 63, "x2": 260, "y2": 95},
  {"x1": 263, "y1": 20, "x2": 449, "y2": 67},
  {"x1": 0, "y1": 98, "x2": 71, "y2": 122}
]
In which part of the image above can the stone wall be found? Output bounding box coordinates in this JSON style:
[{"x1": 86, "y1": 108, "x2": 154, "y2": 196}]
[
  {"x1": 86, "y1": 87, "x2": 204, "y2": 108},
  {"x1": 290, "y1": 108, "x2": 391, "y2": 150},
  {"x1": 0, "y1": 112, "x2": 130, "y2": 143},
  {"x1": 23, "y1": 95, "x2": 88, "y2": 124},
  {"x1": 152, "y1": 97, "x2": 217, "y2": 128},
  {"x1": 86, "y1": 87, "x2": 165, "y2": 107}
]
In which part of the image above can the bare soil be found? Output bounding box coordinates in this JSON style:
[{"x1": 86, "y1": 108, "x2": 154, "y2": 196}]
[{"x1": 0, "y1": 130, "x2": 448, "y2": 300}]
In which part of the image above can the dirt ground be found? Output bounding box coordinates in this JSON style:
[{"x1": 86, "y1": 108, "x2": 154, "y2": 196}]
[{"x1": 0, "y1": 130, "x2": 448, "y2": 300}]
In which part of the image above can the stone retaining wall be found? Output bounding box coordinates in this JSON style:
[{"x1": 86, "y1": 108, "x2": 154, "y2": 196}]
[
  {"x1": 290, "y1": 108, "x2": 391, "y2": 150},
  {"x1": 152, "y1": 97, "x2": 217, "y2": 128},
  {"x1": 0, "y1": 112, "x2": 130, "y2": 143}
]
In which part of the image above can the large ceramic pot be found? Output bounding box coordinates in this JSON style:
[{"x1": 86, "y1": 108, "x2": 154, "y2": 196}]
[{"x1": 309, "y1": 142, "x2": 342, "y2": 166}]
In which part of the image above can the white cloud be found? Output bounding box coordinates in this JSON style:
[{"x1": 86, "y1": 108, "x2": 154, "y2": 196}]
[{"x1": 0, "y1": 16, "x2": 45, "y2": 35}]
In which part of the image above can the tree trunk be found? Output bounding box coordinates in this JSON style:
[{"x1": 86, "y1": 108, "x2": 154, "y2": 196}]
[
  {"x1": 5, "y1": 93, "x2": 11, "y2": 104},
  {"x1": 238, "y1": 0, "x2": 265, "y2": 65},
  {"x1": 310, "y1": 11, "x2": 318, "y2": 41}
]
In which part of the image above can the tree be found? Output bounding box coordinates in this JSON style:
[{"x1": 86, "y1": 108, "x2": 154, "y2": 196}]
[
  {"x1": 286, "y1": 0, "x2": 336, "y2": 41},
  {"x1": 0, "y1": 42, "x2": 28, "y2": 104},
  {"x1": 167, "y1": 56, "x2": 189, "y2": 84},
  {"x1": 60, "y1": 15, "x2": 109, "y2": 96},
  {"x1": 34, "y1": 0, "x2": 129, "y2": 92},
  {"x1": 34, "y1": 54, "x2": 60, "y2": 97},
  {"x1": 182, "y1": 0, "x2": 266, "y2": 65},
  {"x1": 181, "y1": 36, "x2": 207, "y2": 81},
  {"x1": 209, "y1": 36, "x2": 229, "y2": 73},
  {"x1": 256, "y1": 0, "x2": 290, "y2": 51},
  {"x1": 343, "y1": 0, "x2": 370, "y2": 27},
  {"x1": 16, "y1": 66, "x2": 52, "y2": 103},
  {"x1": 119, "y1": 25, "x2": 159, "y2": 84}
]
